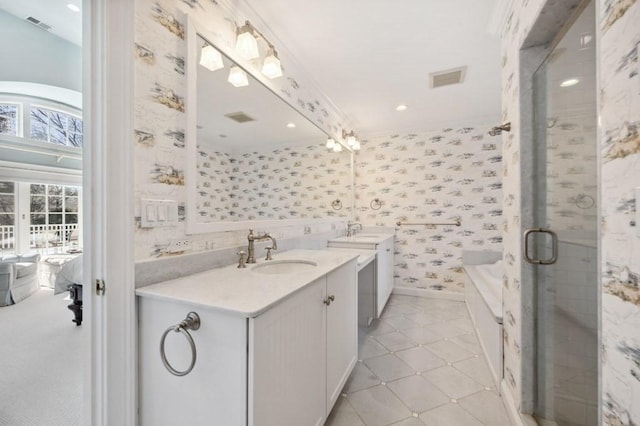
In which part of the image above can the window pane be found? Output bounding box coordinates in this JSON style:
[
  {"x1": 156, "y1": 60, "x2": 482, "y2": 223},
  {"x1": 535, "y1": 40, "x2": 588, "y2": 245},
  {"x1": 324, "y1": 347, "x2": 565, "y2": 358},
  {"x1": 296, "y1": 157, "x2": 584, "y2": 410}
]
[
  {"x1": 66, "y1": 214, "x2": 78, "y2": 224},
  {"x1": 48, "y1": 185, "x2": 63, "y2": 195},
  {"x1": 50, "y1": 125, "x2": 67, "y2": 145},
  {"x1": 30, "y1": 121, "x2": 48, "y2": 141},
  {"x1": 30, "y1": 195, "x2": 46, "y2": 212},
  {"x1": 30, "y1": 214, "x2": 46, "y2": 225},
  {"x1": 0, "y1": 181, "x2": 15, "y2": 194},
  {"x1": 0, "y1": 104, "x2": 18, "y2": 136},
  {"x1": 65, "y1": 186, "x2": 78, "y2": 196},
  {"x1": 0, "y1": 195, "x2": 14, "y2": 213},
  {"x1": 0, "y1": 214, "x2": 14, "y2": 226},
  {"x1": 31, "y1": 184, "x2": 45, "y2": 194},
  {"x1": 48, "y1": 196, "x2": 63, "y2": 212},
  {"x1": 68, "y1": 132, "x2": 83, "y2": 147},
  {"x1": 69, "y1": 117, "x2": 83, "y2": 133},
  {"x1": 64, "y1": 197, "x2": 78, "y2": 212},
  {"x1": 49, "y1": 214, "x2": 63, "y2": 224}
]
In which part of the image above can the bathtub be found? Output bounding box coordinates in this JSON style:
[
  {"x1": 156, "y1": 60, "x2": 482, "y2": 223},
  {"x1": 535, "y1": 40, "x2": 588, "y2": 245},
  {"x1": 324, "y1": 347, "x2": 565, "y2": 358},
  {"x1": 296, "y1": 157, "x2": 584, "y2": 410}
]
[{"x1": 463, "y1": 250, "x2": 503, "y2": 390}]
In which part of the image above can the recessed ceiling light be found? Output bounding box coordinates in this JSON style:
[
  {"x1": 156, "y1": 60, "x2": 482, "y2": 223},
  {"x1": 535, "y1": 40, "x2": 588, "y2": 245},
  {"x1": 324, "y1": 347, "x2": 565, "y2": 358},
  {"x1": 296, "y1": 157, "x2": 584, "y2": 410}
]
[
  {"x1": 396, "y1": 104, "x2": 408, "y2": 111},
  {"x1": 286, "y1": 123, "x2": 296, "y2": 128},
  {"x1": 67, "y1": 3, "x2": 80, "y2": 12},
  {"x1": 560, "y1": 78, "x2": 580, "y2": 87}
]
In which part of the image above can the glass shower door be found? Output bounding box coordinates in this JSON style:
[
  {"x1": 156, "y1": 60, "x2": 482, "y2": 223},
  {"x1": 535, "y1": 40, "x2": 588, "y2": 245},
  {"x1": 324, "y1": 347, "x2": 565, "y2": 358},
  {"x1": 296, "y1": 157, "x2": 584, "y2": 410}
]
[{"x1": 529, "y1": 1, "x2": 598, "y2": 425}]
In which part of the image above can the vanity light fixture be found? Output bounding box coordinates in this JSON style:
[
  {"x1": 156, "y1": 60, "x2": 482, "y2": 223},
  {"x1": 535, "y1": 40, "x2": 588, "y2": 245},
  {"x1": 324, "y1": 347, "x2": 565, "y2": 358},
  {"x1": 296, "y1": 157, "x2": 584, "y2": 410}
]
[
  {"x1": 342, "y1": 129, "x2": 361, "y2": 151},
  {"x1": 326, "y1": 138, "x2": 336, "y2": 150},
  {"x1": 228, "y1": 66, "x2": 249, "y2": 87},
  {"x1": 262, "y1": 47, "x2": 283, "y2": 79},
  {"x1": 199, "y1": 44, "x2": 224, "y2": 72},
  {"x1": 560, "y1": 78, "x2": 579, "y2": 87},
  {"x1": 235, "y1": 21, "x2": 260, "y2": 60}
]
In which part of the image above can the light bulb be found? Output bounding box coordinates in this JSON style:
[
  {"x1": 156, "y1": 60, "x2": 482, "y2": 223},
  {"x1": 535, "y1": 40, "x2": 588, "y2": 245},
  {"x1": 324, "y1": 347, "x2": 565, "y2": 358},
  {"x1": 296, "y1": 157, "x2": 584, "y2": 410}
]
[
  {"x1": 262, "y1": 49, "x2": 283, "y2": 79},
  {"x1": 235, "y1": 24, "x2": 259, "y2": 60},
  {"x1": 326, "y1": 138, "x2": 336, "y2": 149},
  {"x1": 228, "y1": 66, "x2": 249, "y2": 87},
  {"x1": 199, "y1": 45, "x2": 224, "y2": 71}
]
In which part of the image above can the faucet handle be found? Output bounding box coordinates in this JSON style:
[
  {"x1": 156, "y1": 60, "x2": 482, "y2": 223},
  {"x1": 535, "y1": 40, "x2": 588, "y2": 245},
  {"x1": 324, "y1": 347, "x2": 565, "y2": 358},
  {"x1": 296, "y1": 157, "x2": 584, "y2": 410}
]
[
  {"x1": 237, "y1": 250, "x2": 247, "y2": 268},
  {"x1": 265, "y1": 247, "x2": 273, "y2": 261}
]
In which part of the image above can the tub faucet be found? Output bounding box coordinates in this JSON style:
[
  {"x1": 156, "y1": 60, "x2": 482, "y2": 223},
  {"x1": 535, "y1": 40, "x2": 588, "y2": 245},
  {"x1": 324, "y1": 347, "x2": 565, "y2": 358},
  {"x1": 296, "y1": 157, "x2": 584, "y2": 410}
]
[
  {"x1": 347, "y1": 221, "x2": 363, "y2": 237},
  {"x1": 247, "y1": 229, "x2": 277, "y2": 263}
]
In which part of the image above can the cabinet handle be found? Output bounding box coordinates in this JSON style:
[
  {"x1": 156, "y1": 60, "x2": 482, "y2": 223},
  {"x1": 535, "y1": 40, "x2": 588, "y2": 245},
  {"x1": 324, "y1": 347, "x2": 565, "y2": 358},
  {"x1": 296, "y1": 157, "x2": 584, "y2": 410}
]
[{"x1": 324, "y1": 295, "x2": 335, "y2": 306}]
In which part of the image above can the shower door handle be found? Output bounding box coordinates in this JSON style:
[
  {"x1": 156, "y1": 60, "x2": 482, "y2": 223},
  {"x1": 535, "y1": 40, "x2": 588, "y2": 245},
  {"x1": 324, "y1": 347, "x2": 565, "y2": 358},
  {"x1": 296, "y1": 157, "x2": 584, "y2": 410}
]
[{"x1": 523, "y1": 228, "x2": 558, "y2": 265}]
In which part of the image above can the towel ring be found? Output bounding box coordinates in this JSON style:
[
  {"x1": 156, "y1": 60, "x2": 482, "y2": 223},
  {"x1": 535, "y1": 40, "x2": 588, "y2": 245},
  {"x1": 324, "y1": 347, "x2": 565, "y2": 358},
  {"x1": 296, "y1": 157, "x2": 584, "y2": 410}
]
[
  {"x1": 370, "y1": 198, "x2": 383, "y2": 210},
  {"x1": 331, "y1": 199, "x2": 343, "y2": 210},
  {"x1": 160, "y1": 312, "x2": 200, "y2": 377},
  {"x1": 575, "y1": 194, "x2": 595, "y2": 209}
]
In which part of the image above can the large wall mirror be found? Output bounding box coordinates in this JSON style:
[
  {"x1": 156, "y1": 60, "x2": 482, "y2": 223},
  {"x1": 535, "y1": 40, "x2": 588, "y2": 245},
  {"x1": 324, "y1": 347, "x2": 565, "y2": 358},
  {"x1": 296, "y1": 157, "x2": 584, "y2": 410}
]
[{"x1": 185, "y1": 19, "x2": 353, "y2": 234}]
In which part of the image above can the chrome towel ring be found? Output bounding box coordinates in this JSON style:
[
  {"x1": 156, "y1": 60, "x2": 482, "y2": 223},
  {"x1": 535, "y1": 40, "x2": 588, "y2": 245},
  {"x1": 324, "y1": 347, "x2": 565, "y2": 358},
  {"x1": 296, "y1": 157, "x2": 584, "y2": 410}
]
[
  {"x1": 370, "y1": 198, "x2": 383, "y2": 210},
  {"x1": 160, "y1": 312, "x2": 201, "y2": 377},
  {"x1": 331, "y1": 199, "x2": 343, "y2": 210}
]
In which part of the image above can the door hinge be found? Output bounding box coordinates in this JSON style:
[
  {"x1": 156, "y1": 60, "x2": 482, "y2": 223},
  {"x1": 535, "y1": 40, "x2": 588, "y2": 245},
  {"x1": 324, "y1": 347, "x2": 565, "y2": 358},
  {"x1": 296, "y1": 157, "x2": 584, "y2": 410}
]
[{"x1": 96, "y1": 279, "x2": 106, "y2": 296}]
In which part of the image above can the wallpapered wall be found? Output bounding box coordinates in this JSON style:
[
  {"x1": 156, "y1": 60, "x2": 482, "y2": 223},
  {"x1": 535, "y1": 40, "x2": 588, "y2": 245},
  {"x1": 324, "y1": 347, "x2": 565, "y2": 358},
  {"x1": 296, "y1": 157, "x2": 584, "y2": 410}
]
[
  {"x1": 354, "y1": 128, "x2": 503, "y2": 293},
  {"x1": 195, "y1": 144, "x2": 351, "y2": 221},
  {"x1": 502, "y1": 0, "x2": 640, "y2": 423},
  {"x1": 133, "y1": 0, "x2": 350, "y2": 260}
]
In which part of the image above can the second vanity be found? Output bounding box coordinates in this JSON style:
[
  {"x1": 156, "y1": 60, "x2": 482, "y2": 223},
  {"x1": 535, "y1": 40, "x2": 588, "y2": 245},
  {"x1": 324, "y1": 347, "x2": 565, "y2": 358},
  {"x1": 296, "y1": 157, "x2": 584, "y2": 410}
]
[{"x1": 136, "y1": 249, "x2": 358, "y2": 426}]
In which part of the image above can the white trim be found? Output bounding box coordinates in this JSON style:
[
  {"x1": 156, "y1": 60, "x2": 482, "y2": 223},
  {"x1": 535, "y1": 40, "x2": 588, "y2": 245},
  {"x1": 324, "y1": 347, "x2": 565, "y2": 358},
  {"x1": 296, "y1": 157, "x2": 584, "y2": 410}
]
[
  {"x1": 0, "y1": 82, "x2": 82, "y2": 109},
  {"x1": 501, "y1": 380, "x2": 539, "y2": 426},
  {"x1": 0, "y1": 160, "x2": 82, "y2": 185},
  {"x1": 392, "y1": 286, "x2": 465, "y2": 301},
  {"x1": 86, "y1": 0, "x2": 136, "y2": 425}
]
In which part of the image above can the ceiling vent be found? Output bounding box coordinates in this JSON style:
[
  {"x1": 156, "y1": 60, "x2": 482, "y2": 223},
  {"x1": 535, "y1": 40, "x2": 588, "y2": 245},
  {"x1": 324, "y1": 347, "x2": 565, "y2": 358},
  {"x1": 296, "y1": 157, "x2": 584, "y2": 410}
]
[
  {"x1": 25, "y1": 16, "x2": 54, "y2": 32},
  {"x1": 430, "y1": 67, "x2": 466, "y2": 88},
  {"x1": 224, "y1": 112, "x2": 256, "y2": 123}
]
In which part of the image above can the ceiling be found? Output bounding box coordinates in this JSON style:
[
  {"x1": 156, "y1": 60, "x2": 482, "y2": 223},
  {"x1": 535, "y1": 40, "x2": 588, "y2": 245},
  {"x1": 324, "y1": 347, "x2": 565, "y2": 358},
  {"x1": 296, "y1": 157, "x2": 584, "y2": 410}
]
[{"x1": 0, "y1": 0, "x2": 504, "y2": 137}]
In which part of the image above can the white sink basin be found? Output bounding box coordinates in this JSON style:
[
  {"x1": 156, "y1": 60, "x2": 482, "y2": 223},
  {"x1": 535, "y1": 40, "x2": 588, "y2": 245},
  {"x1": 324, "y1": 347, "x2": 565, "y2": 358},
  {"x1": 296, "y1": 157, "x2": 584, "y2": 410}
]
[{"x1": 251, "y1": 260, "x2": 318, "y2": 275}]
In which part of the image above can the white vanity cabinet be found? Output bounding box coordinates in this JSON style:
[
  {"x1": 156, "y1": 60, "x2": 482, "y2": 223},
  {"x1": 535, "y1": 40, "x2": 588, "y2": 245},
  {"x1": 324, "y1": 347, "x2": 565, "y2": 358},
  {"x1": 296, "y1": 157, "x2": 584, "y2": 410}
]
[
  {"x1": 137, "y1": 252, "x2": 357, "y2": 426},
  {"x1": 328, "y1": 233, "x2": 395, "y2": 318}
]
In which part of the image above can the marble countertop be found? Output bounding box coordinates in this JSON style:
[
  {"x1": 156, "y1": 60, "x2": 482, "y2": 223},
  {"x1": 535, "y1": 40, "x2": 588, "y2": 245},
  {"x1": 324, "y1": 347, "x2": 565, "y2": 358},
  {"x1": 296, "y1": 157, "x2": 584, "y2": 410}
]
[
  {"x1": 325, "y1": 248, "x2": 377, "y2": 271},
  {"x1": 328, "y1": 232, "x2": 394, "y2": 248},
  {"x1": 135, "y1": 249, "x2": 358, "y2": 317}
]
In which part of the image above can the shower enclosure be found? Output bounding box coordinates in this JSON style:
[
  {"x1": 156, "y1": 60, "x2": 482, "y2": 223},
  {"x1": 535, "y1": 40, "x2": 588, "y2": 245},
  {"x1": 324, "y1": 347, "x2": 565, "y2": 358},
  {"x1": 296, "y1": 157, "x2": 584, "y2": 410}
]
[{"x1": 528, "y1": 1, "x2": 598, "y2": 425}]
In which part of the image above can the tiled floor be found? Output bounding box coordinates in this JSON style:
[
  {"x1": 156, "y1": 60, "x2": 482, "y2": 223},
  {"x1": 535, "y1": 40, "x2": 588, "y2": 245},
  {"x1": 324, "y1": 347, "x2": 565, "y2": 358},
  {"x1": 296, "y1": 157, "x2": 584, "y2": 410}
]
[{"x1": 326, "y1": 294, "x2": 512, "y2": 426}]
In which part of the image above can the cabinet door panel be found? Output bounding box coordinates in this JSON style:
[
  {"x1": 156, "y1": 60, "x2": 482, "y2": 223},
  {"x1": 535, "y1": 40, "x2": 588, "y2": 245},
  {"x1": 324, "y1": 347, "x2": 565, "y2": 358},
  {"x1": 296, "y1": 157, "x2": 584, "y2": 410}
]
[
  {"x1": 250, "y1": 278, "x2": 326, "y2": 426},
  {"x1": 376, "y1": 238, "x2": 394, "y2": 316},
  {"x1": 326, "y1": 260, "x2": 358, "y2": 413}
]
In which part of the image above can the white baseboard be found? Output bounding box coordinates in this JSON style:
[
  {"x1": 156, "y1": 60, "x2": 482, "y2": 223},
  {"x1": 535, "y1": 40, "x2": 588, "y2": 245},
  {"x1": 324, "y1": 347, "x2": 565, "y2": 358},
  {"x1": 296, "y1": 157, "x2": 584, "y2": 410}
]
[
  {"x1": 392, "y1": 286, "x2": 465, "y2": 301},
  {"x1": 501, "y1": 380, "x2": 539, "y2": 426}
]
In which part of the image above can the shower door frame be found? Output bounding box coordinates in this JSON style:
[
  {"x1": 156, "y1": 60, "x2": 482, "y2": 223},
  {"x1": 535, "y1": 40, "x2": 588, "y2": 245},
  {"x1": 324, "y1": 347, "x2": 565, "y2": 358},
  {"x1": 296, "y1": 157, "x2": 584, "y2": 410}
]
[{"x1": 516, "y1": 0, "x2": 602, "y2": 422}]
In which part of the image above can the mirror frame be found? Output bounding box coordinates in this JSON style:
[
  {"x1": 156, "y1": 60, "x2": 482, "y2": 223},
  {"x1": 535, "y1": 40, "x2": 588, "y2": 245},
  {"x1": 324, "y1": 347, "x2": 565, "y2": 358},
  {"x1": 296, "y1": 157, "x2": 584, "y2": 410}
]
[{"x1": 184, "y1": 15, "x2": 354, "y2": 234}]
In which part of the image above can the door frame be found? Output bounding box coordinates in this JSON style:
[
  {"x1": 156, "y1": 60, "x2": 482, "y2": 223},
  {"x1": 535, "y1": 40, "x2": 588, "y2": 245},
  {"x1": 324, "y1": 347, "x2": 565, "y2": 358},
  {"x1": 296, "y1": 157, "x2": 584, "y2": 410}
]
[{"x1": 84, "y1": 0, "x2": 136, "y2": 424}]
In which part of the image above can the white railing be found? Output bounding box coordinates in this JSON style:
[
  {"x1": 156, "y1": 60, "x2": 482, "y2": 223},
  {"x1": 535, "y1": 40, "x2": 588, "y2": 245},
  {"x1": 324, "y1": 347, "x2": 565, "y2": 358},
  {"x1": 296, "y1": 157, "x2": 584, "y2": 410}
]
[
  {"x1": 0, "y1": 224, "x2": 80, "y2": 255},
  {"x1": 0, "y1": 225, "x2": 14, "y2": 250}
]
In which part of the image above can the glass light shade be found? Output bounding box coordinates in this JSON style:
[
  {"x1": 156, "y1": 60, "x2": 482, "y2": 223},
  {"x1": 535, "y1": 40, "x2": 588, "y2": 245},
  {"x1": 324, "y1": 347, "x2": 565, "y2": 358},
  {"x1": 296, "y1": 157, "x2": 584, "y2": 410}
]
[
  {"x1": 346, "y1": 135, "x2": 357, "y2": 147},
  {"x1": 352, "y1": 141, "x2": 361, "y2": 151},
  {"x1": 199, "y1": 45, "x2": 224, "y2": 71},
  {"x1": 228, "y1": 66, "x2": 249, "y2": 87},
  {"x1": 262, "y1": 53, "x2": 283, "y2": 79},
  {"x1": 333, "y1": 143, "x2": 343, "y2": 152},
  {"x1": 326, "y1": 138, "x2": 336, "y2": 149},
  {"x1": 235, "y1": 30, "x2": 259, "y2": 60}
]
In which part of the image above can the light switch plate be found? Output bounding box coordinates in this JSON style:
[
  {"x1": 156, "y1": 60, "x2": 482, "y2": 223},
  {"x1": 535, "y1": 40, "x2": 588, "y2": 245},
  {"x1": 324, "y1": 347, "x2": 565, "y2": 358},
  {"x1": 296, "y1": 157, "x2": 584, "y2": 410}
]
[{"x1": 141, "y1": 199, "x2": 178, "y2": 228}]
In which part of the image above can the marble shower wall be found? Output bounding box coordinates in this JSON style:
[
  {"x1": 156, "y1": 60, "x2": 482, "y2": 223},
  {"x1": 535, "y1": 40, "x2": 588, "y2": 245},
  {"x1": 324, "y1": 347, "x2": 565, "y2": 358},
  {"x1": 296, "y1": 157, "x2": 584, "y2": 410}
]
[
  {"x1": 354, "y1": 127, "x2": 503, "y2": 293},
  {"x1": 502, "y1": 0, "x2": 640, "y2": 422},
  {"x1": 133, "y1": 0, "x2": 349, "y2": 261}
]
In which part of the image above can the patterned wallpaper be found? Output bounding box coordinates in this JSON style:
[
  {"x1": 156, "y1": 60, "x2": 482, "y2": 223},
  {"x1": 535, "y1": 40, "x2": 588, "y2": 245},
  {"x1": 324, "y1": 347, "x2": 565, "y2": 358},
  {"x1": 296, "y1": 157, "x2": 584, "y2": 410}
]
[
  {"x1": 354, "y1": 128, "x2": 503, "y2": 293},
  {"x1": 502, "y1": 0, "x2": 640, "y2": 423},
  {"x1": 599, "y1": 0, "x2": 640, "y2": 424},
  {"x1": 196, "y1": 143, "x2": 351, "y2": 221}
]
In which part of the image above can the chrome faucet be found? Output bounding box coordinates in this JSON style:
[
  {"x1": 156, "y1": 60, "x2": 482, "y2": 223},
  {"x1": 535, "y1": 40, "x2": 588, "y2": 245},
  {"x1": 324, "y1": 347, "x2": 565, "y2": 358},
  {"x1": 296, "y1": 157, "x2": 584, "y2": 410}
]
[
  {"x1": 247, "y1": 229, "x2": 277, "y2": 263},
  {"x1": 346, "y1": 221, "x2": 363, "y2": 237}
]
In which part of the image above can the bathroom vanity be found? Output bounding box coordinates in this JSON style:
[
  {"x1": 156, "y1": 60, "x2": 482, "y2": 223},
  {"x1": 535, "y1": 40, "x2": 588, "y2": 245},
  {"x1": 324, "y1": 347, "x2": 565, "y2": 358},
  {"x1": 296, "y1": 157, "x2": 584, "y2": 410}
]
[
  {"x1": 136, "y1": 249, "x2": 358, "y2": 426},
  {"x1": 327, "y1": 233, "x2": 395, "y2": 318}
]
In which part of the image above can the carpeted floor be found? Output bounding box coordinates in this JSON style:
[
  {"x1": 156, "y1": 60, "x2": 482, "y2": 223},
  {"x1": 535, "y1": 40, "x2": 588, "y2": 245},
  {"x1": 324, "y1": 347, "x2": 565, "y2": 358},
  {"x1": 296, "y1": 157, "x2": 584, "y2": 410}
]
[{"x1": 0, "y1": 288, "x2": 83, "y2": 426}]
